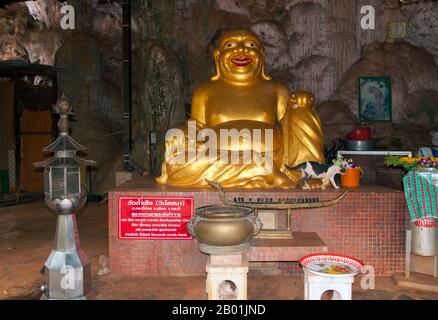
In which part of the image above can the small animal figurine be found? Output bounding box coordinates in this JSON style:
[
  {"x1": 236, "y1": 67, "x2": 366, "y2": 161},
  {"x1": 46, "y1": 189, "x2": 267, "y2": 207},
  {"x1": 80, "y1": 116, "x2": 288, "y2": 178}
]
[{"x1": 285, "y1": 161, "x2": 346, "y2": 190}]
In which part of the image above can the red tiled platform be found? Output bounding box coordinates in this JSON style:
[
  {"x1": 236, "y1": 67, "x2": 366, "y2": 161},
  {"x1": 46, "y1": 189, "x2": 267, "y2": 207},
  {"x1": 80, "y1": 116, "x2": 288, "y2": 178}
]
[{"x1": 109, "y1": 178, "x2": 407, "y2": 276}]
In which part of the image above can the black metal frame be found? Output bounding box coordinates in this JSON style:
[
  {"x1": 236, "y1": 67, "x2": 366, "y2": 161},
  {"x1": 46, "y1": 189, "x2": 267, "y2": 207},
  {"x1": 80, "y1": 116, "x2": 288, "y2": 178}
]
[{"x1": 122, "y1": 0, "x2": 133, "y2": 172}]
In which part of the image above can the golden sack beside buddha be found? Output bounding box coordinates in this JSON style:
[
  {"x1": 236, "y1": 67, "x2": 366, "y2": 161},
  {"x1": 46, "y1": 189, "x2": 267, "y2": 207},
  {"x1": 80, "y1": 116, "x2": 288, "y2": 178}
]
[{"x1": 156, "y1": 29, "x2": 325, "y2": 189}]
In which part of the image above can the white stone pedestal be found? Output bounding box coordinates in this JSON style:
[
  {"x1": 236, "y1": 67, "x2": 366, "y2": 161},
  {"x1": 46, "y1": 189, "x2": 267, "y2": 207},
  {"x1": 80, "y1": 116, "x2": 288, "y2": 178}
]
[
  {"x1": 303, "y1": 269, "x2": 354, "y2": 300},
  {"x1": 206, "y1": 253, "x2": 249, "y2": 300}
]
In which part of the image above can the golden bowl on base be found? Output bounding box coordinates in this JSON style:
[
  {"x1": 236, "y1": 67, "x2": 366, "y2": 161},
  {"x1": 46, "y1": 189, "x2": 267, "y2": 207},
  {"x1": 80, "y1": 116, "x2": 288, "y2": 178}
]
[{"x1": 187, "y1": 205, "x2": 262, "y2": 255}]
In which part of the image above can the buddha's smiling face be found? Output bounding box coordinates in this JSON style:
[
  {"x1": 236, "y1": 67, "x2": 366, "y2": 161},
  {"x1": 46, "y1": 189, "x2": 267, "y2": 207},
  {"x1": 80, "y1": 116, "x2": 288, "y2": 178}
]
[{"x1": 215, "y1": 30, "x2": 264, "y2": 84}]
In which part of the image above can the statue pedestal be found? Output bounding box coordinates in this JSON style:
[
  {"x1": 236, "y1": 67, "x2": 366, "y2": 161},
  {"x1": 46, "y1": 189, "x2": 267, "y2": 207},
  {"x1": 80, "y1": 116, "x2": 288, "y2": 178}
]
[
  {"x1": 206, "y1": 254, "x2": 249, "y2": 300},
  {"x1": 108, "y1": 178, "x2": 407, "y2": 277}
]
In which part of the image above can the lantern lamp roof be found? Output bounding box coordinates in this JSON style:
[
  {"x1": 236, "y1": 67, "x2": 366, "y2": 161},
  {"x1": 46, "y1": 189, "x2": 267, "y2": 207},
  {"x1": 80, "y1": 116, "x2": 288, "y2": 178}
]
[
  {"x1": 44, "y1": 134, "x2": 87, "y2": 152},
  {"x1": 34, "y1": 155, "x2": 96, "y2": 168}
]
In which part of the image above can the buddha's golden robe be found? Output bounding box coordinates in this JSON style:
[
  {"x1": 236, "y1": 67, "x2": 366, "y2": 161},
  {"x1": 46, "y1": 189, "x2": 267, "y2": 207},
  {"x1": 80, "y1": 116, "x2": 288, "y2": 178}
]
[{"x1": 156, "y1": 29, "x2": 324, "y2": 189}]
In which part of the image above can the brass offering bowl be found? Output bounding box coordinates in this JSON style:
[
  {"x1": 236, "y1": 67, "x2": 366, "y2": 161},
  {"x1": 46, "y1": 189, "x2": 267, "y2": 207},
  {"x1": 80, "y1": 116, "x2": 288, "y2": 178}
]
[{"x1": 187, "y1": 205, "x2": 262, "y2": 255}]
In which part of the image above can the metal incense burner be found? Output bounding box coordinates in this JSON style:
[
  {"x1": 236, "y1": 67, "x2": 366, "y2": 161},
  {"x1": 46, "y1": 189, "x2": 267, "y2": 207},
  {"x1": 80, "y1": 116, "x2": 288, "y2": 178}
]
[
  {"x1": 34, "y1": 95, "x2": 95, "y2": 300},
  {"x1": 206, "y1": 180, "x2": 349, "y2": 239},
  {"x1": 188, "y1": 205, "x2": 262, "y2": 255}
]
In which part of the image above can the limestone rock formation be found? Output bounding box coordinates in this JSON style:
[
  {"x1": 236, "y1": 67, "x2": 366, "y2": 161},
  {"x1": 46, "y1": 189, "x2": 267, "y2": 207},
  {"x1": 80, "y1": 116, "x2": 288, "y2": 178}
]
[
  {"x1": 405, "y1": 90, "x2": 438, "y2": 130},
  {"x1": 328, "y1": 41, "x2": 438, "y2": 149},
  {"x1": 23, "y1": 29, "x2": 62, "y2": 65},
  {"x1": 0, "y1": 1, "x2": 63, "y2": 65},
  {"x1": 404, "y1": 2, "x2": 438, "y2": 57},
  {"x1": 56, "y1": 32, "x2": 123, "y2": 195},
  {"x1": 132, "y1": 40, "x2": 186, "y2": 176},
  {"x1": 316, "y1": 101, "x2": 357, "y2": 147},
  {"x1": 331, "y1": 41, "x2": 438, "y2": 124},
  {"x1": 0, "y1": 4, "x2": 30, "y2": 61},
  {"x1": 372, "y1": 124, "x2": 432, "y2": 151}
]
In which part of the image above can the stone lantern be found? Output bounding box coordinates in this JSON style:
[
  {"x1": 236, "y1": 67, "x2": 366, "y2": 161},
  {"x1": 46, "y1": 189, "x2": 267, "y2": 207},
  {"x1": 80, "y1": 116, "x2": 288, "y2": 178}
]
[{"x1": 35, "y1": 95, "x2": 95, "y2": 300}]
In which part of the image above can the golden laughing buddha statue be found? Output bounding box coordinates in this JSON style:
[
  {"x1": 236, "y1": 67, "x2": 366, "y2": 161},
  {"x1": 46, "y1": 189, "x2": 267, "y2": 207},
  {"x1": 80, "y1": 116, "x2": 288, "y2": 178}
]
[{"x1": 156, "y1": 29, "x2": 324, "y2": 189}]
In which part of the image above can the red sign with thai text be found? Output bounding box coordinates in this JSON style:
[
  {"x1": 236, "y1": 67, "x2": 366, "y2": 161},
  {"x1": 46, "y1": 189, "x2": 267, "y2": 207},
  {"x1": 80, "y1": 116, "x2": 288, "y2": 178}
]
[{"x1": 118, "y1": 196, "x2": 194, "y2": 240}]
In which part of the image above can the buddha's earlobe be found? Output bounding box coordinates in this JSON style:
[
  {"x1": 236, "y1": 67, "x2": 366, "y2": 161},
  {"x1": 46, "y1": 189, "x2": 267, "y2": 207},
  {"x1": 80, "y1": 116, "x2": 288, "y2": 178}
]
[
  {"x1": 211, "y1": 49, "x2": 221, "y2": 81},
  {"x1": 260, "y1": 48, "x2": 272, "y2": 81}
]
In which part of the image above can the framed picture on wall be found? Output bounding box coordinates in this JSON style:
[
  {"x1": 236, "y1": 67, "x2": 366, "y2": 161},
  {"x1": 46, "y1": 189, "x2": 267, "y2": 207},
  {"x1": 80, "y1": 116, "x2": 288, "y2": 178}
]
[{"x1": 358, "y1": 76, "x2": 392, "y2": 123}]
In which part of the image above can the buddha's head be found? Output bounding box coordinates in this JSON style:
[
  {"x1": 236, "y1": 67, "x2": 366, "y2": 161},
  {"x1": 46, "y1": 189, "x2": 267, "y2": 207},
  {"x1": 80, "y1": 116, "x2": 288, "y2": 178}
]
[{"x1": 211, "y1": 29, "x2": 271, "y2": 84}]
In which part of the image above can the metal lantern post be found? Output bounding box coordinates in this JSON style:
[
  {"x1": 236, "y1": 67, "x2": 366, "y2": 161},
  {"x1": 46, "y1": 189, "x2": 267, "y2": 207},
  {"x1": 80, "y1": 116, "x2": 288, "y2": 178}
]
[{"x1": 35, "y1": 95, "x2": 95, "y2": 300}]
